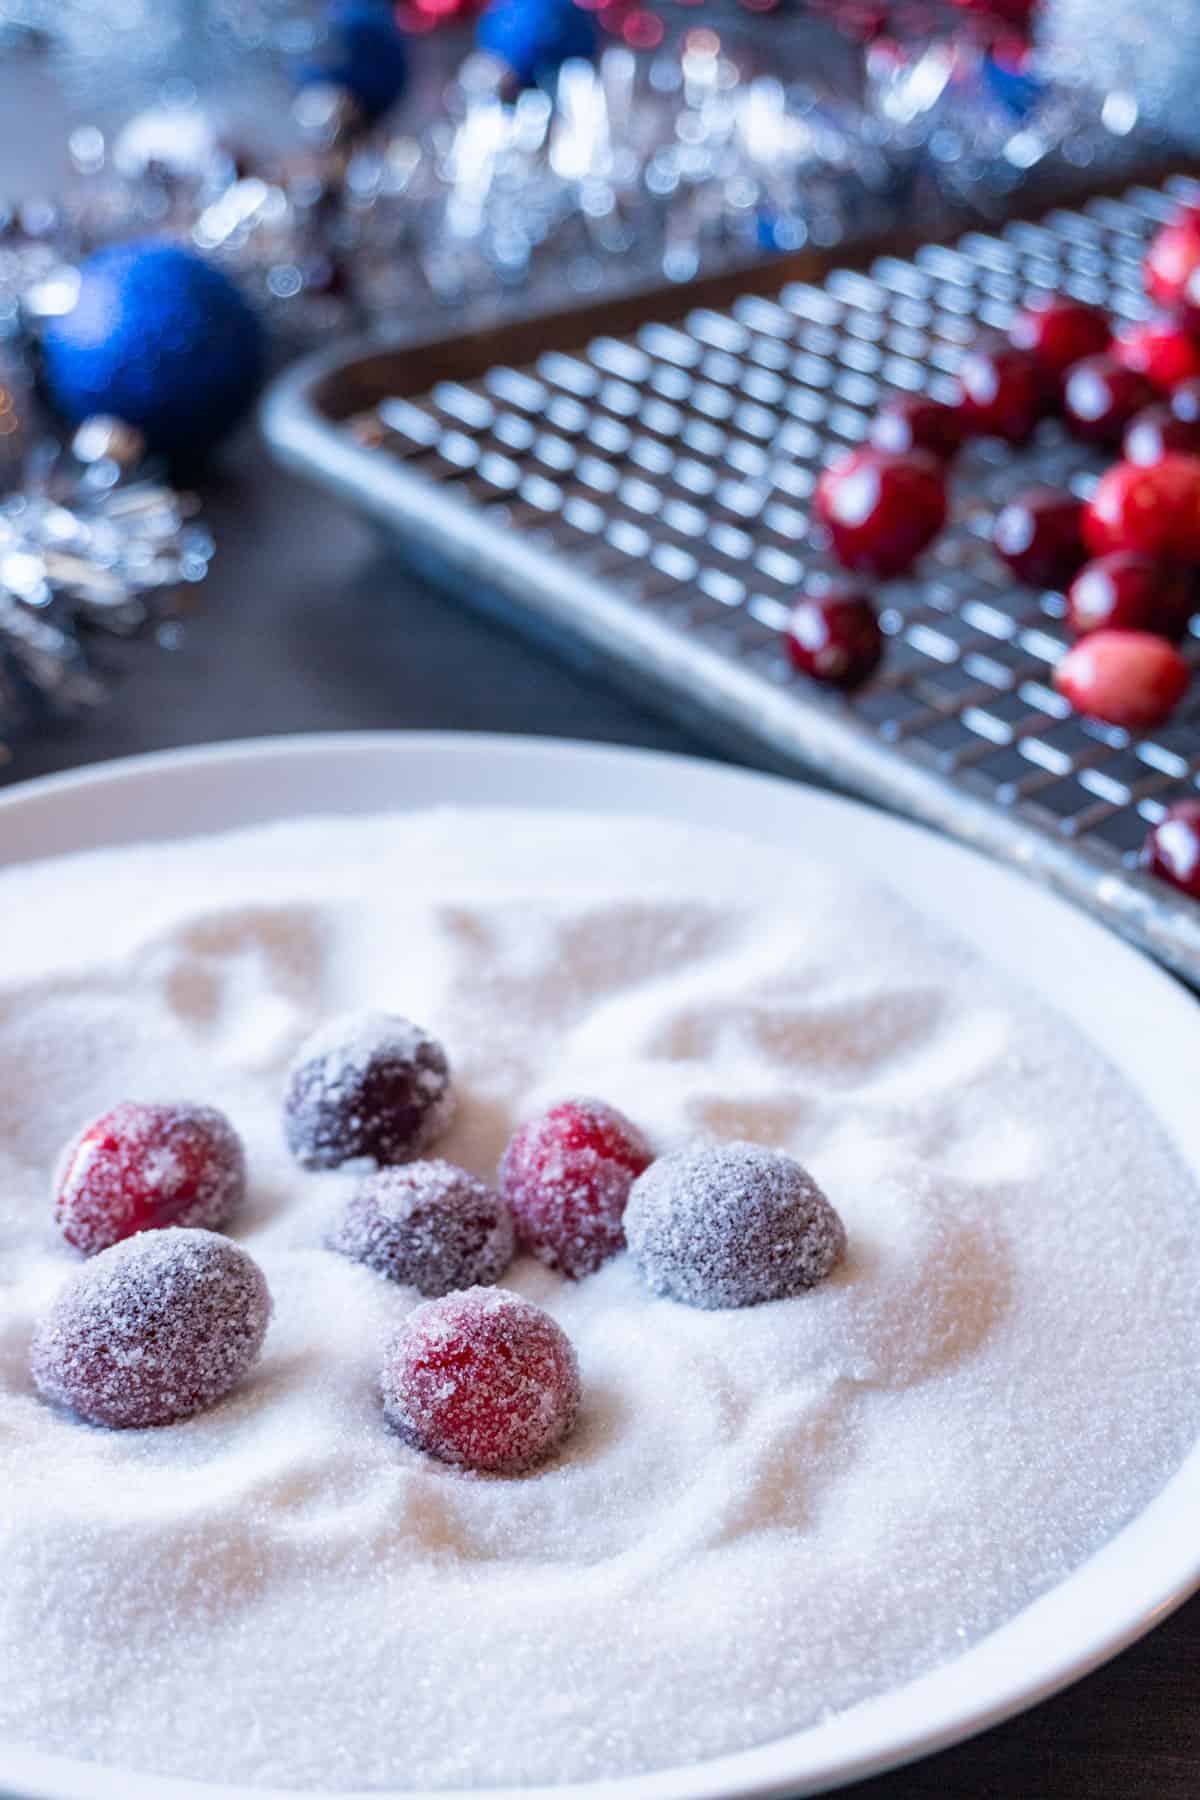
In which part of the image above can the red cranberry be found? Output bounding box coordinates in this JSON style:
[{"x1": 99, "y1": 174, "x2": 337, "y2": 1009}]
[
  {"x1": 1144, "y1": 208, "x2": 1200, "y2": 325},
  {"x1": 1008, "y1": 294, "x2": 1111, "y2": 381},
  {"x1": 327, "y1": 1160, "x2": 515, "y2": 1295},
  {"x1": 1171, "y1": 377, "x2": 1200, "y2": 424},
  {"x1": 284, "y1": 1011, "x2": 454, "y2": 1170},
  {"x1": 955, "y1": 341, "x2": 1044, "y2": 443},
  {"x1": 992, "y1": 486, "x2": 1084, "y2": 589},
  {"x1": 1062, "y1": 355, "x2": 1157, "y2": 445},
  {"x1": 499, "y1": 1098, "x2": 652, "y2": 1278},
  {"x1": 54, "y1": 1101, "x2": 245, "y2": 1258},
  {"x1": 786, "y1": 587, "x2": 883, "y2": 689},
  {"x1": 1141, "y1": 800, "x2": 1200, "y2": 898},
  {"x1": 1113, "y1": 319, "x2": 1200, "y2": 391},
  {"x1": 868, "y1": 393, "x2": 963, "y2": 461},
  {"x1": 1122, "y1": 405, "x2": 1200, "y2": 465},
  {"x1": 625, "y1": 1141, "x2": 846, "y2": 1310},
  {"x1": 30, "y1": 1228, "x2": 271, "y2": 1429},
  {"x1": 1083, "y1": 456, "x2": 1200, "y2": 561},
  {"x1": 380, "y1": 1287, "x2": 581, "y2": 1474},
  {"x1": 814, "y1": 448, "x2": 946, "y2": 578},
  {"x1": 1054, "y1": 630, "x2": 1191, "y2": 730},
  {"x1": 1067, "y1": 554, "x2": 1194, "y2": 640}
]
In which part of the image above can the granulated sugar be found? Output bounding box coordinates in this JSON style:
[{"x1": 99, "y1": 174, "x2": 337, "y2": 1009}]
[{"x1": 0, "y1": 809, "x2": 1197, "y2": 1792}]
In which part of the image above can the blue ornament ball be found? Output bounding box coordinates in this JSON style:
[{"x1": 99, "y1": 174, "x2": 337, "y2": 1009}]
[
  {"x1": 476, "y1": 0, "x2": 596, "y2": 88},
  {"x1": 40, "y1": 241, "x2": 265, "y2": 460},
  {"x1": 296, "y1": 2, "x2": 410, "y2": 123}
]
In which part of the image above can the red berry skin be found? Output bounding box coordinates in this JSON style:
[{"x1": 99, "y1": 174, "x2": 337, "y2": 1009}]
[
  {"x1": 1063, "y1": 355, "x2": 1157, "y2": 445},
  {"x1": 1122, "y1": 405, "x2": 1200, "y2": 466},
  {"x1": 380, "y1": 1287, "x2": 581, "y2": 1474},
  {"x1": 1083, "y1": 456, "x2": 1200, "y2": 561},
  {"x1": 1141, "y1": 800, "x2": 1200, "y2": 898},
  {"x1": 868, "y1": 393, "x2": 963, "y2": 461},
  {"x1": 992, "y1": 486, "x2": 1084, "y2": 589},
  {"x1": 1054, "y1": 630, "x2": 1191, "y2": 730},
  {"x1": 1144, "y1": 210, "x2": 1200, "y2": 325},
  {"x1": 1113, "y1": 318, "x2": 1200, "y2": 391},
  {"x1": 956, "y1": 341, "x2": 1045, "y2": 443},
  {"x1": 54, "y1": 1101, "x2": 246, "y2": 1258},
  {"x1": 1067, "y1": 554, "x2": 1195, "y2": 641},
  {"x1": 786, "y1": 588, "x2": 883, "y2": 689},
  {"x1": 499, "y1": 1098, "x2": 652, "y2": 1278},
  {"x1": 814, "y1": 448, "x2": 947, "y2": 578},
  {"x1": 1009, "y1": 294, "x2": 1111, "y2": 381}
]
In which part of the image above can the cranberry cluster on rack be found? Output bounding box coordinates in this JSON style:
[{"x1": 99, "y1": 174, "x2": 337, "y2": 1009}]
[
  {"x1": 29, "y1": 1011, "x2": 846, "y2": 1476},
  {"x1": 792, "y1": 201, "x2": 1200, "y2": 903}
]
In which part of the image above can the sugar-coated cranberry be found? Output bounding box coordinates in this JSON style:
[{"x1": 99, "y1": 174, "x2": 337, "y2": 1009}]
[
  {"x1": 54, "y1": 1101, "x2": 245, "y2": 1258},
  {"x1": 30, "y1": 1228, "x2": 271, "y2": 1429},
  {"x1": 1114, "y1": 319, "x2": 1200, "y2": 391},
  {"x1": 1141, "y1": 800, "x2": 1200, "y2": 898},
  {"x1": 327, "y1": 1160, "x2": 514, "y2": 1295},
  {"x1": 992, "y1": 486, "x2": 1084, "y2": 589},
  {"x1": 1067, "y1": 554, "x2": 1194, "y2": 640},
  {"x1": 1144, "y1": 209, "x2": 1200, "y2": 325},
  {"x1": 1062, "y1": 355, "x2": 1157, "y2": 445},
  {"x1": 284, "y1": 1010, "x2": 454, "y2": 1170},
  {"x1": 867, "y1": 393, "x2": 963, "y2": 461},
  {"x1": 625, "y1": 1140, "x2": 846, "y2": 1310},
  {"x1": 1122, "y1": 405, "x2": 1200, "y2": 465},
  {"x1": 1008, "y1": 294, "x2": 1111, "y2": 381},
  {"x1": 814, "y1": 448, "x2": 946, "y2": 578},
  {"x1": 380, "y1": 1286, "x2": 581, "y2": 1474},
  {"x1": 786, "y1": 587, "x2": 883, "y2": 690},
  {"x1": 1054, "y1": 630, "x2": 1191, "y2": 730},
  {"x1": 499, "y1": 1098, "x2": 652, "y2": 1278},
  {"x1": 1083, "y1": 456, "x2": 1200, "y2": 561},
  {"x1": 955, "y1": 341, "x2": 1044, "y2": 443},
  {"x1": 1171, "y1": 377, "x2": 1200, "y2": 424}
]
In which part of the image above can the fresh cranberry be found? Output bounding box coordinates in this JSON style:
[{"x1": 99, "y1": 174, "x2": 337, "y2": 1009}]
[
  {"x1": 30, "y1": 1229, "x2": 271, "y2": 1429},
  {"x1": 1062, "y1": 355, "x2": 1157, "y2": 445},
  {"x1": 327, "y1": 1160, "x2": 515, "y2": 1295},
  {"x1": 814, "y1": 448, "x2": 947, "y2": 578},
  {"x1": 1067, "y1": 554, "x2": 1195, "y2": 640},
  {"x1": 1141, "y1": 800, "x2": 1200, "y2": 898},
  {"x1": 955, "y1": 340, "x2": 1045, "y2": 443},
  {"x1": 1008, "y1": 294, "x2": 1111, "y2": 381},
  {"x1": 1054, "y1": 630, "x2": 1191, "y2": 730},
  {"x1": 786, "y1": 587, "x2": 883, "y2": 689},
  {"x1": 1144, "y1": 208, "x2": 1200, "y2": 325},
  {"x1": 1083, "y1": 456, "x2": 1200, "y2": 561},
  {"x1": 868, "y1": 393, "x2": 963, "y2": 461},
  {"x1": 54, "y1": 1101, "x2": 245, "y2": 1258},
  {"x1": 1122, "y1": 405, "x2": 1200, "y2": 465},
  {"x1": 1171, "y1": 377, "x2": 1200, "y2": 424},
  {"x1": 380, "y1": 1287, "x2": 581, "y2": 1474},
  {"x1": 1113, "y1": 318, "x2": 1200, "y2": 391},
  {"x1": 499, "y1": 1098, "x2": 652, "y2": 1278},
  {"x1": 283, "y1": 1010, "x2": 454, "y2": 1170},
  {"x1": 992, "y1": 487, "x2": 1084, "y2": 589}
]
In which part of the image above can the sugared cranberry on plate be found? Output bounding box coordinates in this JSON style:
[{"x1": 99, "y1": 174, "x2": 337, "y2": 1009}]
[
  {"x1": 1144, "y1": 207, "x2": 1200, "y2": 324},
  {"x1": 1141, "y1": 800, "x2": 1200, "y2": 898},
  {"x1": 1112, "y1": 319, "x2": 1200, "y2": 391},
  {"x1": 499, "y1": 1098, "x2": 651, "y2": 1279},
  {"x1": 284, "y1": 1010, "x2": 454, "y2": 1170},
  {"x1": 1062, "y1": 355, "x2": 1157, "y2": 445},
  {"x1": 1122, "y1": 405, "x2": 1200, "y2": 466},
  {"x1": 1067, "y1": 554, "x2": 1194, "y2": 640},
  {"x1": 1008, "y1": 294, "x2": 1111, "y2": 381},
  {"x1": 30, "y1": 1228, "x2": 271, "y2": 1429},
  {"x1": 380, "y1": 1286, "x2": 581, "y2": 1474},
  {"x1": 992, "y1": 487, "x2": 1084, "y2": 589},
  {"x1": 955, "y1": 340, "x2": 1044, "y2": 443},
  {"x1": 1054, "y1": 630, "x2": 1191, "y2": 730},
  {"x1": 625, "y1": 1140, "x2": 846, "y2": 1310},
  {"x1": 814, "y1": 448, "x2": 946, "y2": 578},
  {"x1": 54, "y1": 1100, "x2": 245, "y2": 1257},
  {"x1": 327, "y1": 1160, "x2": 515, "y2": 1295},
  {"x1": 786, "y1": 587, "x2": 884, "y2": 690},
  {"x1": 868, "y1": 393, "x2": 963, "y2": 461},
  {"x1": 1083, "y1": 456, "x2": 1200, "y2": 561}
]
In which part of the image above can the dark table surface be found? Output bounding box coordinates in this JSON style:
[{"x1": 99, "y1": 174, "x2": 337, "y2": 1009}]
[{"x1": 3, "y1": 48, "x2": 1200, "y2": 1800}]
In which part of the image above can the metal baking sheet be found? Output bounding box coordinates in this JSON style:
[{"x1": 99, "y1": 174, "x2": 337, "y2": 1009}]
[{"x1": 263, "y1": 172, "x2": 1200, "y2": 986}]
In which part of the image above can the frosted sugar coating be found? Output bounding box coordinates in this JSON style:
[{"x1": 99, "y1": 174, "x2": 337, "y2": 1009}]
[
  {"x1": 499, "y1": 1096, "x2": 652, "y2": 1277},
  {"x1": 327, "y1": 1159, "x2": 514, "y2": 1294},
  {"x1": 283, "y1": 1008, "x2": 454, "y2": 1169}
]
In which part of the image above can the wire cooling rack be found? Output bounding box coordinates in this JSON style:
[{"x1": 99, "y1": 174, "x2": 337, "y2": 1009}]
[{"x1": 263, "y1": 171, "x2": 1200, "y2": 985}]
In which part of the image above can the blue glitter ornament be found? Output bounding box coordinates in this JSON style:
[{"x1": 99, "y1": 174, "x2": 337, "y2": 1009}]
[
  {"x1": 476, "y1": 0, "x2": 596, "y2": 89},
  {"x1": 40, "y1": 241, "x2": 265, "y2": 460},
  {"x1": 295, "y1": 2, "x2": 410, "y2": 124}
]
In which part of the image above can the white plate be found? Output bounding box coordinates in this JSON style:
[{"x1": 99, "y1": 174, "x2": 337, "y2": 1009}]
[{"x1": 2, "y1": 731, "x2": 1199, "y2": 1800}]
